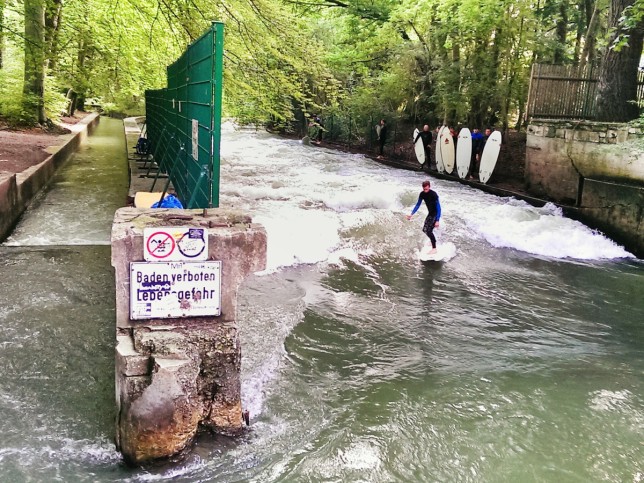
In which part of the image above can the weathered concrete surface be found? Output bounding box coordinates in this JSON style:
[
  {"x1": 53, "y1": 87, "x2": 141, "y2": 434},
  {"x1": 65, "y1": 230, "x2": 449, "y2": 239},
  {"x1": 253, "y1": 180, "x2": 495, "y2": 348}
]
[
  {"x1": 0, "y1": 112, "x2": 101, "y2": 241},
  {"x1": 111, "y1": 207, "x2": 266, "y2": 464},
  {"x1": 526, "y1": 120, "x2": 644, "y2": 256},
  {"x1": 118, "y1": 355, "x2": 202, "y2": 463},
  {"x1": 579, "y1": 179, "x2": 643, "y2": 256},
  {"x1": 525, "y1": 133, "x2": 579, "y2": 203},
  {"x1": 0, "y1": 173, "x2": 19, "y2": 240}
]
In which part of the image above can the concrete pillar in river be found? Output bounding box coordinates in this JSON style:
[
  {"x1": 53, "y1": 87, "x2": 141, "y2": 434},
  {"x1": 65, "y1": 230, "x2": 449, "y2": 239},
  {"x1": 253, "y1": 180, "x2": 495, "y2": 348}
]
[{"x1": 111, "y1": 207, "x2": 266, "y2": 464}]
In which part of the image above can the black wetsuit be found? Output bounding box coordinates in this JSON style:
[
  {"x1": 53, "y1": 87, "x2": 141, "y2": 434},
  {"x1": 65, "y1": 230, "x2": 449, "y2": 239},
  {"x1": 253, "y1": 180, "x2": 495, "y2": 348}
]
[
  {"x1": 410, "y1": 190, "x2": 442, "y2": 248},
  {"x1": 378, "y1": 124, "x2": 388, "y2": 155},
  {"x1": 413, "y1": 130, "x2": 433, "y2": 165}
]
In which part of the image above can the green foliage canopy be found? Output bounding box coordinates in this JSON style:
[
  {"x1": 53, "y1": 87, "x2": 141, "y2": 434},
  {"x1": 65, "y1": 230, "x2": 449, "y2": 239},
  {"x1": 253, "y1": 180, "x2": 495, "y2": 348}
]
[{"x1": 0, "y1": 0, "x2": 635, "y2": 128}]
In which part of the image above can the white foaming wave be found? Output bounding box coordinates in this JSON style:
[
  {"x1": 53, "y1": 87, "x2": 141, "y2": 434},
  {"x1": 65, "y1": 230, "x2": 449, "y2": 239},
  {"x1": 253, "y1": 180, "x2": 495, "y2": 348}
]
[
  {"x1": 255, "y1": 208, "x2": 343, "y2": 271},
  {"x1": 323, "y1": 185, "x2": 403, "y2": 212},
  {"x1": 338, "y1": 440, "x2": 382, "y2": 470},
  {"x1": 589, "y1": 389, "x2": 633, "y2": 412},
  {"x1": 222, "y1": 130, "x2": 631, "y2": 265},
  {"x1": 3, "y1": 237, "x2": 111, "y2": 246},
  {"x1": 339, "y1": 210, "x2": 382, "y2": 230},
  {"x1": 239, "y1": 283, "x2": 307, "y2": 418},
  {"x1": 134, "y1": 458, "x2": 206, "y2": 481},
  {"x1": 0, "y1": 437, "x2": 121, "y2": 473},
  {"x1": 464, "y1": 200, "x2": 634, "y2": 260},
  {"x1": 56, "y1": 437, "x2": 121, "y2": 464},
  {"x1": 221, "y1": 184, "x2": 305, "y2": 202}
]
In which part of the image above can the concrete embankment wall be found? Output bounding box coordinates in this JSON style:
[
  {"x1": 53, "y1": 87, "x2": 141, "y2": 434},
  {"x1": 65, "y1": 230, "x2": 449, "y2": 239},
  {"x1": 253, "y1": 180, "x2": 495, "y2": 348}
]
[
  {"x1": 0, "y1": 113, "x2": 101, "y2": 241},
  {"x1": 526, "y1": 120, "x2": 643, "y2": 257}
]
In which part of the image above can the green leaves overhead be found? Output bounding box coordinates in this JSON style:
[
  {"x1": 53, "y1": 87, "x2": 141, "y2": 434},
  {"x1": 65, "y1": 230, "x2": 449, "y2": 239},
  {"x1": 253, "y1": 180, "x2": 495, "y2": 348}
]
[{"x1": 0, "y1": 0, "x2": 630, "y2": 127}]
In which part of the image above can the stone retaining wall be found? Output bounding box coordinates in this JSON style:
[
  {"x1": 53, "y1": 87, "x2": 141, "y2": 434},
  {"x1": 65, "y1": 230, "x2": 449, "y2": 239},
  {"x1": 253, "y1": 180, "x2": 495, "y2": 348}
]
[
  {"x1": 526, "y1": 120, "x2": 644, "y2": 257},
  {"x1": 0, "y1": 113, "x2": 101, "y2": 241}
]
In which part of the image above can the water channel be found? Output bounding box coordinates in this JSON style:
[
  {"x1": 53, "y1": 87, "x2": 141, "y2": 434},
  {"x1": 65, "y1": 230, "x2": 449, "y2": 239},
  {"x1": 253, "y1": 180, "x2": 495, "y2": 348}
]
[{"x1": 0, "y1": 117, "x2": 642, "y2": 481}]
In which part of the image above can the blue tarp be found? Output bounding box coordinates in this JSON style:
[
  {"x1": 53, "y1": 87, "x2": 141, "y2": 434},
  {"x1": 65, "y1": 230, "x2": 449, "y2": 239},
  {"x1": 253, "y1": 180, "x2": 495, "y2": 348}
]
[{"x1": 152, "y1": 194, "x2": 184, "y2": 209}]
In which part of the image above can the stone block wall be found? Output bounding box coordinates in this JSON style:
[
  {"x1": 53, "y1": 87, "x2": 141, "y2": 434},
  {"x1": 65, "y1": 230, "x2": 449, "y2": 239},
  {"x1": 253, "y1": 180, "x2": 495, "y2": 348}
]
[
  {"x1": 111, "y1": 207, "x2": 266, "y2": 464},
  {"x1": 579, "y1": 180, "x2": 643, "y2": 256},
  {"x1": 527, "y1": 120, "x2": 644, "y2": 256}
]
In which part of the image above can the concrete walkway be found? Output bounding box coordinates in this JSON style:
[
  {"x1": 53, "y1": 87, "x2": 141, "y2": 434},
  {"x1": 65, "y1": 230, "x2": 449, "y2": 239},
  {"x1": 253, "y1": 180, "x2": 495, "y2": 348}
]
[{"x1": 123, "y1": 117, "x2": 174, "y2": 207}]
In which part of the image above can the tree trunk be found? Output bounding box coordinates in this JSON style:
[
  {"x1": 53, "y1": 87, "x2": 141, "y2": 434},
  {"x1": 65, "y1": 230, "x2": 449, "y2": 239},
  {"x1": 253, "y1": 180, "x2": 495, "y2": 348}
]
[
  {"x1": 579, "y1": 2, "x2": 600, "y2": 69},
  {"x1": 23, "y1": 0, "x2": 47, "y2": 124},
  {"x1": 503, "y1": 17, "x2": 525, "y2": 132},
  {"x1": 486, "y1": 26, "x2": 503, "y2": 126},
  {"x1": 45, "y1": 0, "x2": 63, "y2": 70},
  {"x1": 448, "y1": 40, "x2": 460, "y2": 124},
  {"x1": 0, "y1": 0, "x2": 5, "y2": 69},
  {"x1": 431, "y1": 19, "x2": 449, "y2": 123},
  {"x1": 65, "y1": 88, "x2": 77, "y2": 116},
  {"x1": 554, "y1": 1, "x2": 568, "y2": 63},
  {"x1": 595, "y1": 0, "x2": 644, "y2": 122}
]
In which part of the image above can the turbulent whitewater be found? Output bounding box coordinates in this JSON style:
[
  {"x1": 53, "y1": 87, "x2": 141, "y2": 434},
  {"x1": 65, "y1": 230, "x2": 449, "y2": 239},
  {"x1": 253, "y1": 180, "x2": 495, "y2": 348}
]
[{"x1": 0, "y1": 119, "x2": 641, "y2": 482}]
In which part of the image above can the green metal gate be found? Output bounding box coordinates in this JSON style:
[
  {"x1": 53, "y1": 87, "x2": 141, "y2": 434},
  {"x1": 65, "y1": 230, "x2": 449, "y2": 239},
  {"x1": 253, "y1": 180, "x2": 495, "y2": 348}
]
[{"x1": 145, "y1": 21, "x2": 224, "y2": 208}]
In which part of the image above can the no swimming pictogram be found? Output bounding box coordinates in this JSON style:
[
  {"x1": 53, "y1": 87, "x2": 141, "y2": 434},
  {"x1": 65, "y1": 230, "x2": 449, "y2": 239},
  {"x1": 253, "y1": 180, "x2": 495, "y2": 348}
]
[{"x1": 146, "y1": 231, "x2": 176, "y2": 259}]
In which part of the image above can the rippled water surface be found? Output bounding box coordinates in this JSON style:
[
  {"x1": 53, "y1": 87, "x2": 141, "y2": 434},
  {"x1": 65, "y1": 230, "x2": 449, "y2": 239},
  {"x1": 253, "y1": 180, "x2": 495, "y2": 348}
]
[{"x1": 0, "y1": 120, "x2": 642, "y2": 481}]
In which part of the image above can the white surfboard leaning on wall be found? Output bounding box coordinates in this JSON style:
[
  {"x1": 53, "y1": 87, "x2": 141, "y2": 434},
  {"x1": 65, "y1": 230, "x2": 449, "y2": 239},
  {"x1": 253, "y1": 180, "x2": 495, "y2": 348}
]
[
  {"x1": 456, "y1": 128, "x2": 472, "y2": 179},
  {"x1": 439, "y1": 129, "x2": 455, "y2": 174},
  {"x1": 413, "y1": 128, "x2": 425, "y2": 165},
  {"x1": 479, "y1": 130, "x2": 502, "y2": 184},
  {"x1": 435, "y1": 126, "x2": 446, "y2": 174}
]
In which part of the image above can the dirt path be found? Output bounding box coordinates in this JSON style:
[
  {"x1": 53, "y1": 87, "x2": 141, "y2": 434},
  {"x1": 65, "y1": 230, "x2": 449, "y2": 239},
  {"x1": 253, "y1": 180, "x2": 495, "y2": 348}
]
[{"x1": 0, "y1": 113, "x2": 90, "y2": 174}]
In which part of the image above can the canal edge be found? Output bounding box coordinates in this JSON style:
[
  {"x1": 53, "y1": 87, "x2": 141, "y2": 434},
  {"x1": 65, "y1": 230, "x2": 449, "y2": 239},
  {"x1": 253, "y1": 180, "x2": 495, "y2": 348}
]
[{"x1": 0, "y1": 112, "x2": 101, "y2": 242}]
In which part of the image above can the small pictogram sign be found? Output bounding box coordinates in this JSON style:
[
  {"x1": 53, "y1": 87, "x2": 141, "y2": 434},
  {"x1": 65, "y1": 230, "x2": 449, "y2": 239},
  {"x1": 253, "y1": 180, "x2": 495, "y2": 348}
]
[
  {"x1": 145, "y1": 231, "x2": 176, "y2": 260},
  {"x1": 143, "y1": 227, "x2": 208, "y2": 261}
]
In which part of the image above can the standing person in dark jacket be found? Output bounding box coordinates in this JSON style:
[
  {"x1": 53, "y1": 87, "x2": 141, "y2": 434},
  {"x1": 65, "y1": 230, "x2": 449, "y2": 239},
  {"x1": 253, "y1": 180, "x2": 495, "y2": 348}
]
[
  {"x1": 449, "y1": 126, "x2": 458, "y2": 148},
  {"x1": 376, "y1": 119, "x2": 388, "y2": 158},
  {"x1": 470, "y1": 127, "x2": 484, "y2": 179},
  {"x1": 308, "y1": 114, "x2": 324, "y2": 144},
  {"x1": 413, "y1": 125, "x2": 433, "y2": 170},
  {"x1": 407, "y1": 180, "x2": 442, "y2": 254},
  {"x1": 480, "y1": 128, "x2": 492, "y2": 153}
]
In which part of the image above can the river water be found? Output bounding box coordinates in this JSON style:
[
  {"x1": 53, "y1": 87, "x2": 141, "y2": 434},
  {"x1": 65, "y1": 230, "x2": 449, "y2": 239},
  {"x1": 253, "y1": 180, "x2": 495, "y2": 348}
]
[{"x1": 0, "y1": 118, "x2": 642, "y2": 482}]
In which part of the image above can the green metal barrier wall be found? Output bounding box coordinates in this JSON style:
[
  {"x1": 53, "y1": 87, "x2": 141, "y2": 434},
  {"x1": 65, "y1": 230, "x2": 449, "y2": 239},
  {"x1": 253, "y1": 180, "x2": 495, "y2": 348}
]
[{"x1": 145, "y1": 21, "x2": 224, "y2": 208}]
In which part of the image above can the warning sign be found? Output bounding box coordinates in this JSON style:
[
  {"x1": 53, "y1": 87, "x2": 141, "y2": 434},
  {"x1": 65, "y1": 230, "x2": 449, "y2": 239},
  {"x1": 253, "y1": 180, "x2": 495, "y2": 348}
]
[
  {"x1": 143, "y1": 227, "x2": 207, "y2": 261},
  {"x1": 130, "y1": 261, "x2": 222, "y2": 319}
]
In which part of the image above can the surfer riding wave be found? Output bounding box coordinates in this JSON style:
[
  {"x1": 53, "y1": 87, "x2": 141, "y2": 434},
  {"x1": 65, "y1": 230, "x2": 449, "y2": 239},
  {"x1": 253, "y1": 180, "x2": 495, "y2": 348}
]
[{"x1": 407, "y1": 180, "x2": 441, "y2": 254}]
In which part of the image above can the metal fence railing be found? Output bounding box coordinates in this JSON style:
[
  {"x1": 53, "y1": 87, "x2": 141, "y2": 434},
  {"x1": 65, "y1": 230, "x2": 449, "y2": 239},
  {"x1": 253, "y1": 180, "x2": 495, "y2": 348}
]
[
  {"x1": 145, "y1": 21, "x2": 224, "y2": 208},
  {"x1": 294, "y1": 111, "x2": 415, "y2": 159},
  {"x1": 526, "y1": 63, "x2": 644, "y2": 120}
]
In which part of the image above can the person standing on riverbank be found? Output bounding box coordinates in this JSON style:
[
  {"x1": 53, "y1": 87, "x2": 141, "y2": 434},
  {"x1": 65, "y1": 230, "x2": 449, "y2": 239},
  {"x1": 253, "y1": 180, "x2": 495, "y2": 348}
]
[
  {"x1": 413, "y1": 124, "x2": 433, "y2": 170},
  {"x1": 407, "y1": 180, "x2": 441, "y2": 254},
  {"x1": 376, "y1": 119, "x2": 388, "y2": 159},
  {"x1": 470, "y1": 127, "x2": 484, "y2": 179},
  {"x1": 308, "y1": 114, "x2": 324, "y2": 144}
]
